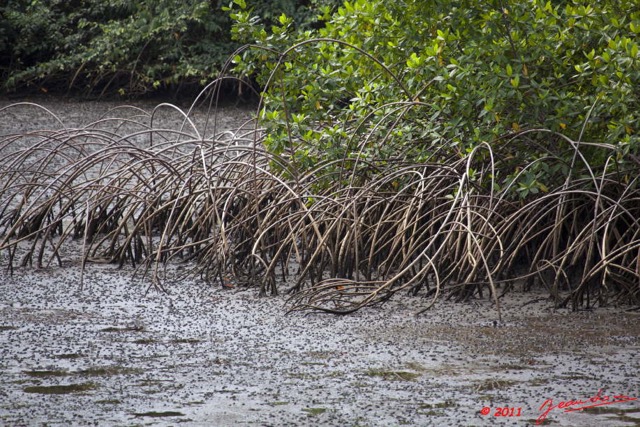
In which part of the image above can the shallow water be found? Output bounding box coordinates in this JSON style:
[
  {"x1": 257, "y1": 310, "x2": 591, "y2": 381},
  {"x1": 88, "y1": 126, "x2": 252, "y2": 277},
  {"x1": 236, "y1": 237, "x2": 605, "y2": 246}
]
[{"x1": 0, "y1": 99, "x2": 639, "y2": 426}]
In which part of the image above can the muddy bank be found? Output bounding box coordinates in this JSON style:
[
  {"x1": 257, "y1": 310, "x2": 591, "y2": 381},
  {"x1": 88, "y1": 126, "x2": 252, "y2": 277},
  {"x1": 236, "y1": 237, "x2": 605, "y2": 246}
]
[
  {"x1": 0, "y1": 97, "x2": 255, "y2": 138},
  {"x1": 0, "y1": 264, "x2": 638, "y2": 426}
]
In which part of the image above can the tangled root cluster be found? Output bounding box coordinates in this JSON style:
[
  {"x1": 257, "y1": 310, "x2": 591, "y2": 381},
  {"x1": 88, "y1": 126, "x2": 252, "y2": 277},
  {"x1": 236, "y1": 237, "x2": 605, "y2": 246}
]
[{"x1": 1, "y1": 100, "x2": 639, "y2": 315}]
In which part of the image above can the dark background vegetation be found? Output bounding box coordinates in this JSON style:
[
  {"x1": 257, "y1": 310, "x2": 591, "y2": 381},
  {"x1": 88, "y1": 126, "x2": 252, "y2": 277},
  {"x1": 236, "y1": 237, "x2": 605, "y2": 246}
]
[{"x1": 0, "y1": 0, "x2": 340, "y2": 99}]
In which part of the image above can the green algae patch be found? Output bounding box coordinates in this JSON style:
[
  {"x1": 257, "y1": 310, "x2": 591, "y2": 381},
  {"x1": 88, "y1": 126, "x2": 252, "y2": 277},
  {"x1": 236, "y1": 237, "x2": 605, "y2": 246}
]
[
  {"x1": 53, "y1": 353, "x2": 83, "y2": 360},
  {"x1": 365, "y1": 369, "x2": 421, "y2": 381},
  {"x1": 133, "y1": 411, "x2": 185, "y2": 417},
  {"x1": 302, "y1": 407, "x2": 327, "y2": 416},
  {"x1": 23, "y1": 382, "x2": 97, "y2": 394},
  {"x1": 134, "y1": 338, "x2": 157, "y2": 344},
  {"x1": 23, "y1": 369, "x2": 69, "y2": 378},
  {"x1": 474, "y1": 379, "x2": 517, "y2": 392},
  {"x1": 24, "y1": 366, "x2": 140, "y2": 378},
  {"x1": 96, "y1": 399, "x2": 123, "y2": 405},
  {"x1": 100, "y1": 325, "x2": 144, "y2": 332},
  {"x1": 77, "y1": 366, "x2": 141, "y2": 377}
]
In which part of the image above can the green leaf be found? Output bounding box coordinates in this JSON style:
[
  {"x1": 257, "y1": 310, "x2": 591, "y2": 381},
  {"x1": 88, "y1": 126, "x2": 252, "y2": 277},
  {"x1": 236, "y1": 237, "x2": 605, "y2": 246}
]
[
  {"x1": 586, "y1": 49, "x2": 595, "y2": 60},
  {"x1": 406, "y1": 52, "x2": 423, "y2": 68}
]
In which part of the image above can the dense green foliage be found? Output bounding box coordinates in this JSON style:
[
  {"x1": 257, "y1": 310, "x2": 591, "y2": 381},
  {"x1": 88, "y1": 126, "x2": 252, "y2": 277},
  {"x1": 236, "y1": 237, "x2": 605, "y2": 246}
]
[
  {"x1": 0, "y1": 0, "x2": 339, "y2": 97},
  {"x1": 230, "y1": 0, "x2": 640, "y2": 195}
]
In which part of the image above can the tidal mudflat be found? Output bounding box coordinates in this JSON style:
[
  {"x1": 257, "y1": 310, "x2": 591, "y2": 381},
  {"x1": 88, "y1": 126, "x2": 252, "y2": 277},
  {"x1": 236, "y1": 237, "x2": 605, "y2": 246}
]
[{"x1": 0, "y1": 263, "x2": 638, "y2": 426}]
